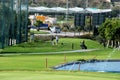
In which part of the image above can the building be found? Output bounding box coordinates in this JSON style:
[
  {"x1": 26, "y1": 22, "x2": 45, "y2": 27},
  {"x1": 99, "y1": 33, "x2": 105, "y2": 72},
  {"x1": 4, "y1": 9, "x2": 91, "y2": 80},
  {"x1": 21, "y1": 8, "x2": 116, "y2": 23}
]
[
  {"x1": 29, "y1": 14, "x2": 57, "y2": 27},
  {"x1": 111, "y1": 0, "x2": 120, "y2": 6}
]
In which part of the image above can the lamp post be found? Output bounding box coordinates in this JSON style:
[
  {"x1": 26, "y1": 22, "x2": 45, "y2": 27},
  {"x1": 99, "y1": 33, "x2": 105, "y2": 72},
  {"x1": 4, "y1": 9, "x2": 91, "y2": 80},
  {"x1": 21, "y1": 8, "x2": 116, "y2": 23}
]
[
  {"x1": 66, "y1": 0, "x2": 69, "y2": 23},
  {"x1": 86, "y1": 0, "x2": 88, "y2": 8}
]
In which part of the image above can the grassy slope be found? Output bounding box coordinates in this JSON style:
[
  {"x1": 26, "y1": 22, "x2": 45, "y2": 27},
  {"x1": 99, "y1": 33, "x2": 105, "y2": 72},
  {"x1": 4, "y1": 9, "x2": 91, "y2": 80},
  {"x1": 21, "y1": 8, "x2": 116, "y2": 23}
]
[{"x1": 1, "y1": 38, "x2": 103, "y2": 53}]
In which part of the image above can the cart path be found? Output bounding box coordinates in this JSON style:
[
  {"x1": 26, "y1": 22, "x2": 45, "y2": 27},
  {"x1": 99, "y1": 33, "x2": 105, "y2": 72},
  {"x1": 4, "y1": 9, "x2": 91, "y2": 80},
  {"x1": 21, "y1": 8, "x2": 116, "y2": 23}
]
[{"x1": 0, "y1": 49, "x2": 99, "y2": 56}]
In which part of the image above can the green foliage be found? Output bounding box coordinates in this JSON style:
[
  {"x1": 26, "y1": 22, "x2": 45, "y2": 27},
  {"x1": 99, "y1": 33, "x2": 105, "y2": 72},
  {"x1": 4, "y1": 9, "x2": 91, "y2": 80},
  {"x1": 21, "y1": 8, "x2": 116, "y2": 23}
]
[
  {"x1": 34, "y1": 20, "x2": 43, "y2": 27},
  {"x1": 95, "y1": 35, "x2": 104, "y2": 44},
  {"x1": 27, "y1": 18, "x2": 31, "y2": 26},
  {"x1": 76, "y1": 26, "x2": 82, "y2": 32},
  {"x1": 114, "y1": 19, "x2": 120, "y2": 41},
  {"x1": 99, "y1": 19, "x2": 110, "y2": 38},
  {"x1": 99, "y1": 18, "x2": 120, "y2": 41},
  {"x1": 98, "y1": 18, "x2": 120, "y2": 47},
  {"x1": 62, "y1": 23, "x2": 70, "y2": 31},
  {"x1": 105, "y1": 22, "x2": 114, "y2": 40}
]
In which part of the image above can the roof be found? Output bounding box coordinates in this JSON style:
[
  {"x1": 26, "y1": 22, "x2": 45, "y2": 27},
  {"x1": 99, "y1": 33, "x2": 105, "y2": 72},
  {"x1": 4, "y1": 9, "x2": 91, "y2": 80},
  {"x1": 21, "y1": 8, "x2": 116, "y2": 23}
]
[{"x1": 29, "y1": 6, "x2": 112, "y2": 14}]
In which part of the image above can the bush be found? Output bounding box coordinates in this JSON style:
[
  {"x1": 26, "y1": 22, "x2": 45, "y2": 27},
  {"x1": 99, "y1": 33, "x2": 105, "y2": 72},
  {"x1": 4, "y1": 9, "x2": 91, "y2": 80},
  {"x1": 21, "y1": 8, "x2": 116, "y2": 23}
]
[
  {"x1": 34, "y1": 35, "x2": 52, "y2": 42},
  {"x1": 78, "y1": 34, "x2": 93, "y2": 39},
  {"x1": 95, "y1": 35, "x2": 105, "y2": 44}
]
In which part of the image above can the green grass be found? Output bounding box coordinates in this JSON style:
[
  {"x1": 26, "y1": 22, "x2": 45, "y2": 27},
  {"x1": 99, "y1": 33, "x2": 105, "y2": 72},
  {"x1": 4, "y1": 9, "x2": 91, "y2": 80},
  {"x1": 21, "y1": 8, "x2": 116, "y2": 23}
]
[
  {"x1": 0, "y1": 38, "x2": 120, "y2": 80},
  {"x1": 0, "y1": 49, "x2": 3, "y2": 52},
  {"x1": 30, "y1": 30, "x2": 49, "y2": 34},
  {"x1": 0, "y1": 71, "x2": 120, "y2": 80},
  {"x1": 1, "y1": 38, "x2": 103, "y2": 53},
  {"x1": 0, "y1": 49, "x2": 120, "y2": 71},
  {"x1": 0, "y1": 38, "x2": 120, "y2": 71}
]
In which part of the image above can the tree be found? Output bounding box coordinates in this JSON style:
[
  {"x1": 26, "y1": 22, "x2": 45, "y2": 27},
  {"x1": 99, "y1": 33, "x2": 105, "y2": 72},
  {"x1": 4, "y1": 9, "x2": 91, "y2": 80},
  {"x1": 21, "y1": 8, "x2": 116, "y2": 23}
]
[
  {"x1": 111, "y1": 5, "x2": 120, "y2": 17},
  {"x1": 62, "y1": 23, "x2": 70, "y2": 36},
  {"x1": 76, "y1": 26, "x2": 82, "y2": 36},
  {"x1": 34, "y1": 20, "x2": 43, "y2": 31},
  {"x1": 98, "y1": 18, "x2": 120, "y2": 48},
  {"x1": 113, "y1": 19, "x2": 120, "y2": 47}
]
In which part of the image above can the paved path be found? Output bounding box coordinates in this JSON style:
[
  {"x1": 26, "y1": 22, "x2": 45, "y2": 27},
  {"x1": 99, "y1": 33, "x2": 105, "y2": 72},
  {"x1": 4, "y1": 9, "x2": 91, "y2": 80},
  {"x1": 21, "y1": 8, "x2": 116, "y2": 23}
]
[
  {"x1": 0, "y1": 49, "x2": 98, "y2": 56},
  {"x1": 35, "y1": 30, "x2": 92, "y2": 37}
]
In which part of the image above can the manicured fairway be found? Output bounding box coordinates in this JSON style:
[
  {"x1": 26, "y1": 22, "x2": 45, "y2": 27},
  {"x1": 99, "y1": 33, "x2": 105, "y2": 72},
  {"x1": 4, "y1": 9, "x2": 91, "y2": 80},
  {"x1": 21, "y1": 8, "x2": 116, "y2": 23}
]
[
  {"x1": 0, "y1": 71, "x2": 120, "y2": 80},
  {"x1": 0, "y1": 49, "x2": 120, "y2": 71}
]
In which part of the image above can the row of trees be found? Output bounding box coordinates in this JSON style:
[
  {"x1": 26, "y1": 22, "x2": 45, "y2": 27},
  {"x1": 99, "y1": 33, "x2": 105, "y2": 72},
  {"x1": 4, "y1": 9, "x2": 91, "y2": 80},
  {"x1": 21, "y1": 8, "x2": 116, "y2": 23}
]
[{"x1": 98, "y1": 18, "x2": 120, "y2": 48}]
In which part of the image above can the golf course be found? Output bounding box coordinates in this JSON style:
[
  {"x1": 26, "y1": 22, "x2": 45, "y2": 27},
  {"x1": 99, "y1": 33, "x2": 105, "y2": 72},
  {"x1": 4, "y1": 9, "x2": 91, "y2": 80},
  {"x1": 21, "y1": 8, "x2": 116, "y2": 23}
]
[{"x1": 0, "y1": 38, "x2": 120, "y2": 80}]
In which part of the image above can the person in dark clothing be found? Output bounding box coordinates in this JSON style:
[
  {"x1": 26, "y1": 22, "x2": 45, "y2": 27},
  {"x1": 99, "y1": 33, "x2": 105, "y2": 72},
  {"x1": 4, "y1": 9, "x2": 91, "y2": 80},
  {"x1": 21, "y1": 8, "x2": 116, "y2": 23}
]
[
  {"x1": 80, "y1": 40, "x2": 87, "y2": 49},
  {"x1": 51, "y1": 36, "x2": 54, "y2": 45},
  {"x1": 55, "y1": 35, "x2": 59, "y2": 45}
]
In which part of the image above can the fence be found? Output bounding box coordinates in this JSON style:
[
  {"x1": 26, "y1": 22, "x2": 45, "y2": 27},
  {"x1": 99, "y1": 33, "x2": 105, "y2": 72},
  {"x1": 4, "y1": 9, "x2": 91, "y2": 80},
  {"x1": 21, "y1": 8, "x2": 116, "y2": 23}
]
[{"x1": 0, "y1": 0, "x2": 28, "y2": 49}]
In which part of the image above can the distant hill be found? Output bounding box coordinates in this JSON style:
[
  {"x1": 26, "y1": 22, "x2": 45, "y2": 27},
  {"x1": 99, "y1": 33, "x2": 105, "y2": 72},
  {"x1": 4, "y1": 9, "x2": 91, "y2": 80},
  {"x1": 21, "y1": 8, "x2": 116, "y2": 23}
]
[{"x1": 29, "y1": 0, "x2": 111, "y2": 9}]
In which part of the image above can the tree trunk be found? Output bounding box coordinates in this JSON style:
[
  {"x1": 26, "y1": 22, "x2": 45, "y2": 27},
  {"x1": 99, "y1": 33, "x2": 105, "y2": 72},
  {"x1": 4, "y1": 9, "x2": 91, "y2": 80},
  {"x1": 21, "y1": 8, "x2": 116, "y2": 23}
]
[
  {"x1": 111, "y1": 40, "x2": 114, "y2": 47},
  {"x1": 107, "y1": 40, "x2": 110, "y2": 48},
  {"x1": 118, "y1": 41, "x2": 120, "y2": 47},
  {"x1": 115, "y1": 41, "x2": 119, "y2": 48}
]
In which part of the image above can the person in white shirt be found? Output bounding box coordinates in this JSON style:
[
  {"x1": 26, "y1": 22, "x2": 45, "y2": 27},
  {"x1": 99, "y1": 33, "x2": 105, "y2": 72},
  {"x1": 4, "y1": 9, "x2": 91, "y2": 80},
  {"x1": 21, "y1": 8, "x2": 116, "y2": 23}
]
[{"x1": 56, "y1": 35, "x2": 59, "y2": 45}]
